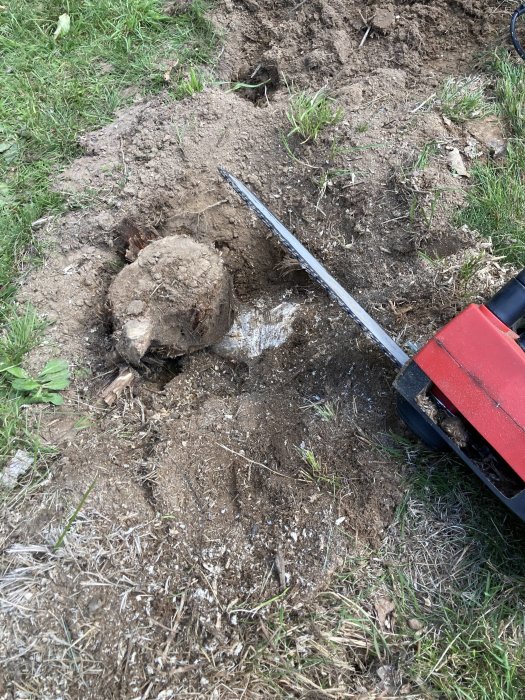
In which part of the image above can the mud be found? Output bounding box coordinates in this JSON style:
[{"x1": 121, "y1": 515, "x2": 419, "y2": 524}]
[{"x1": 0, "y1": 0, "x2": 513, "y2": 696}]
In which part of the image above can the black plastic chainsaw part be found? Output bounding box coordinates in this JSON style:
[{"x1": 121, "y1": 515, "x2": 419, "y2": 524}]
[{"x1": 394, "y1": 362, "x2": 525, "y2": 521}]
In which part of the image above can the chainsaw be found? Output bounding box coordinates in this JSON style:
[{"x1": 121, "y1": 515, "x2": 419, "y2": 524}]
[{"x1": 219, "y1": 168, "x2": 525, "y2": 521}]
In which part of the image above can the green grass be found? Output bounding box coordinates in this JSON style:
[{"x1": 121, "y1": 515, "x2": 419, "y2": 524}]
[
  {"x1": 492, "y1": 51, "x2": 525, "y2": 138},
  {"x1": 439, "y1": 75, "x2": 494, "y2": 123},
  {"x1": 295, "y1": 445, "x2": 341, "y2": 490},
  {"x1": 414, "y1": 139, "x2": 439, "y2": 170},
  {"x1": 459, "y1": 54, "x2": 525, "y2": 265},
  {"x1": 175, "y1": 65, "x2": 207, "y2": 97},
  {"x1": 286, "y1": 88, "x2": 344, "y2": 143},
  {"x1": 0, "y1": 0, "x2": 216, "y2": 468}
]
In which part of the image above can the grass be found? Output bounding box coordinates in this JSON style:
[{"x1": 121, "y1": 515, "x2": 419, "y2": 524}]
[
  {"x1": 439, "y1": 75, "x2": 495, "y2": 123},
  {"x1": 459, "y1": 53, "x2": 525, "y2": 265},
  {"x1": 175, "y1": 65, "x2": 207, "y2": 97},
  {"x1": 384, "y1": 446, "x2": 525, "y2": 699},
  {"x1": 296, "y1": 445, "x2": 341, "y2": 490},
  {"x1": 0, "y1": 0, "x2": 216, "y2": 468},
  {"x1": 492, "y1": 51, "x2": 525, "y2": 138},
  {"x1": 286, "y1": 88, "x2": 344, "y2": 142},
  {"x1": 414, "y1": 139, "x2": 439, "y2": 170},
  {"x1": 235, "y1": 445, "x2": 525, "y2": 698}
]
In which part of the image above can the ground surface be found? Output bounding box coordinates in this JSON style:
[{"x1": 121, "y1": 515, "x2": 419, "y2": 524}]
[{"x1": 1, "y1": 1, "x2": 523, "y2": 698}]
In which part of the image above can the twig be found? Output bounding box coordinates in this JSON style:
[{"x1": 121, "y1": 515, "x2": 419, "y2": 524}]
[
  {"x1": 183, "y1": 199, "x2": 228, "y2": 217},
  {"x1": 274, "y1": 548, "x2": 286, "y2": 590},
  {"x1": 359, "y1": 25, "x2": 371, "y2": 48},
  {"x1": 217, "y1": 443, "x2": 294, "y2": 479},
  {"x1": 411, "y1": 93, "x2": 436, "y2": 114}
]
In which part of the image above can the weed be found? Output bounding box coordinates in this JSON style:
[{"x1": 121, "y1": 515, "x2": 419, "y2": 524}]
[
  {"x1": 175, "y1": 66, "x2": 207, "y2": 98},
  {"x1": 53, "y1": 478, "x2": 97, "y2": 550},
  {"x1": 296, "y1": 445, "x2": 340, "y2": 490},
  {"x1": 439, "y1": 76, "x2": 494, "y2": 123},
  {"x1": 286, "y1": 89, "x2": 344, "y2": 142},
  {"x1": 414, "y1": 140, "x2": 439, "y2": 170},
  {"x1": 314, "y1": 400, "x2": 338, "y2": 422},
  {"x1": 1, "y1": 359, "x2": 70, "y2": 406},
  {"x1": 356, "y1": 122, "x2": 369, "y2": 133}
]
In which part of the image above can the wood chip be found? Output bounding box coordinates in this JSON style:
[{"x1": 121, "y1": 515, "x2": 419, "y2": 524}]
[
  {"x1": 100, "y1": 368, "x2": 135, "y2": 406},
  {"x1": 274, "y1": 548, "x2": 286, "y2": 591}
]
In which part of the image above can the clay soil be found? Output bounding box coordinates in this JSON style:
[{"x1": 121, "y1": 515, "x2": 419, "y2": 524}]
[{"x1": 0, "y1": 1, "x2": 513, "y2": 697}]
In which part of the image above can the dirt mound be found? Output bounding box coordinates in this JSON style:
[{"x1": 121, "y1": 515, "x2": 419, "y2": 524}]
[
  {"x1": 109, "y1": 236, "x2": 233, "y2": 365},
  {"x1": 2, "y1": 0, "x2": 512, "y2": 696}
]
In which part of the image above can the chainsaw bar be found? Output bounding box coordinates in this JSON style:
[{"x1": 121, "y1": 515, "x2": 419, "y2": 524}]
[{"x1": 219, "y1": 168, "x2": 409, "y2": 367}]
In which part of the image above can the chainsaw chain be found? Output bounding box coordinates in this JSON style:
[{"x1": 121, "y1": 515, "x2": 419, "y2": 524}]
[{"x1": 219, "y1": 167, "x2": 407, "y2": 367}]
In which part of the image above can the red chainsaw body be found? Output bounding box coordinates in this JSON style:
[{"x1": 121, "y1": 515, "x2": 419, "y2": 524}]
[{"x1": 414, "y1": 304, "x2": 525, "y2": 482}]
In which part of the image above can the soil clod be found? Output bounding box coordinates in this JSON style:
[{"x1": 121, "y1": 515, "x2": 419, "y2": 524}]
[{"x1": 108, "y1": 235, "x2": 233, "y2": 366}]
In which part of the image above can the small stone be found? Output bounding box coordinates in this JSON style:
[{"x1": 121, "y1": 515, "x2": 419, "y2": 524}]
[
  {"x1": 447, "y1": 147, "x2": 470, "y2": 178},
  {"x1": 408, "y1": 617, "x2": 424, "y2": 631},
  {"x1": 0, "y1": 450, "x2": 34, "y2": 489},
  {"x1": 372, "y1": 5, "x2": 396, "y2": 32},
  {"x1": 126, "y1": 299, "x2": 145, "y2": 316},
  {"x1": 467, "y1": 117, "x2": 506, "y2": 157}
]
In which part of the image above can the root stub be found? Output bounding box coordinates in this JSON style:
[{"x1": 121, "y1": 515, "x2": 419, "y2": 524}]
[{"x1": 108, "y1": 235, "x2": 233, "y2": 366}]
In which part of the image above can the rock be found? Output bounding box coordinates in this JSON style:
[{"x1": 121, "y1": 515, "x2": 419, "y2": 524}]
[
  {"x1": 467, "y1": 118, "x2": 506, "y2": 157},
  {"x1": 408, "y1": 617, "x2": 424, "y2": 631},
  {"x1": 1, "y1": 450, "x2": 34, "y2": 489},
  {"x1": 372, "y1": 6, "x2": 396, "y2": 33},
  {"x1": 332, "y1": 30, "x2": 352, "y2": 64},
  {"x1": 108, "y1": 236, "x2": 233, "y2": 366}
]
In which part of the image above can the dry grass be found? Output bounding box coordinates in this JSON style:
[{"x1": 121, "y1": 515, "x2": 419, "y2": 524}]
[{"x1": 3, "y1": 438, "x2": 523, "y2": 698}]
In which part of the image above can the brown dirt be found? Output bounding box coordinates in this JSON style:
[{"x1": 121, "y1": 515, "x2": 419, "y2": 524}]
[{"x1": 0, "y1": 0, "x2": 513, "y2": 697}]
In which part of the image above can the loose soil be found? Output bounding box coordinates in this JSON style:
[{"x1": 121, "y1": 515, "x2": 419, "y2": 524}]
[{"x1": 0, "y1": 1, "x2": 513, "y2": 697}]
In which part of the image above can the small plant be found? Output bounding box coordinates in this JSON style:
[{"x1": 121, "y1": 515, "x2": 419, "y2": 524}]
[
  {"x1": 317, "y1": 168, "x2": 355, "y2": 206},
  {"x1": 296, "y1": 445, "x2": 340, "y2": 490},
  {"x1": 286, "y1": 89, "x2": 344, "y2": 142},
  {"x1": 414, "y1": 140, "x2": 439, "y2": 171},
  {"x1": 175, "y1": 67, "x2": 206, "y2": 98},
  {"x1": 53, "y1": 477, "x2": 96, "y2": 550},
  {"x1": 439, "y1": 76, "x2": 494, "y2": 123},
  {"x1": 313, "y1": 400, "x2": 338, "y2": 422},
  {"x1": 0, "y1": 358, "x2": 70, "y2": 405}
]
